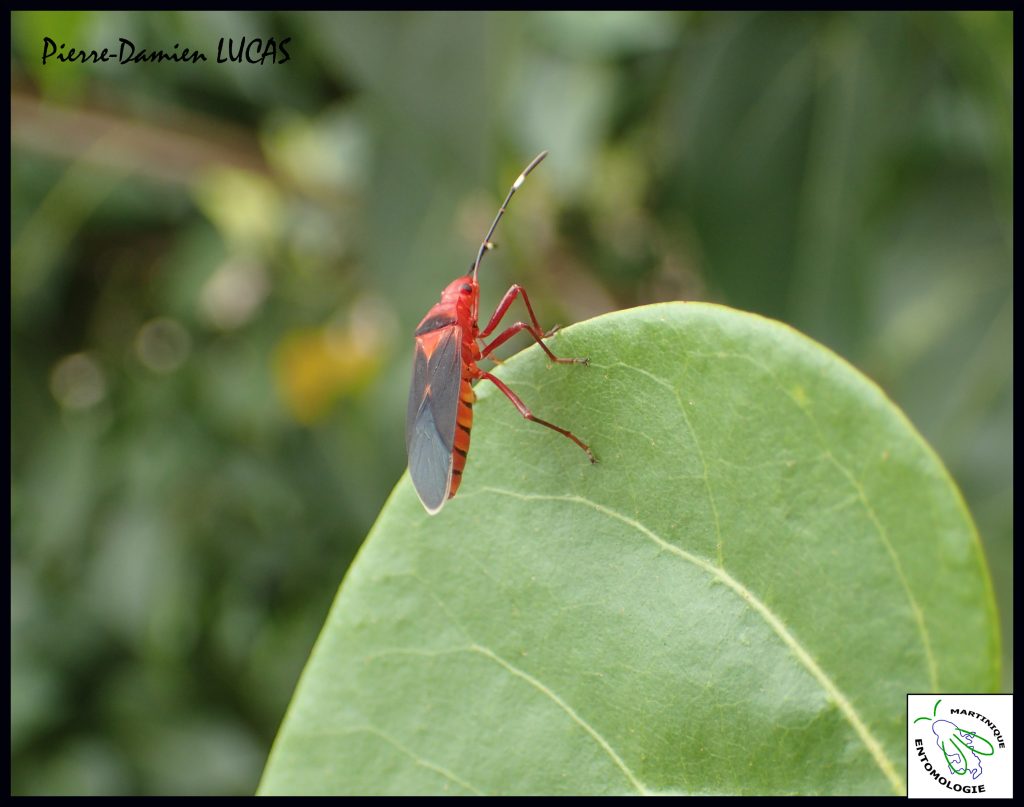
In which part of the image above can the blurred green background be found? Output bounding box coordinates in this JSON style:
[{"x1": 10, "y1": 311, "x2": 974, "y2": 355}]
[{"x1": 10, "y1": 11, "x2": 1011, "y2": 796}]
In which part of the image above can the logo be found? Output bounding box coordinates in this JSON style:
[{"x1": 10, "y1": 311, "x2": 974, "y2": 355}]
[{"x1": 907, "y1": 694, "x2": 1012, "y2": 798}]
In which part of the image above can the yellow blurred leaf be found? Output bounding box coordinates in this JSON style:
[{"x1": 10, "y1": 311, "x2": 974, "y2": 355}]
[{"x1": 273, "y1": 327, "x2": 379, "y2": 425}]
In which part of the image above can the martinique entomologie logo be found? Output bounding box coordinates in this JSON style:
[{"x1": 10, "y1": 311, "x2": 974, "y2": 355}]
[{"x1": 907, "y1": 694, "x2": 1012, "y2": 799}]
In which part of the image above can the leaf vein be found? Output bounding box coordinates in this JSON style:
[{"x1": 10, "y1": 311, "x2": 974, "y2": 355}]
[
  {"x1": 478, "y1": 486, "x2": 905, "y2": 795},
  {"x1": 308, "y1": 725, "x2": 484, "y2": 795},
  {"x1": 684, "y1": 348, "x2": 939, "y2": 690},
  {"x1": 362, "y1": 645, "x2": 650, "y2": 794},
  {"x1": 468, "y1": 643, "x2": 651, "y2": 795},
  {"x1": 595, "y1": 361, "x2": 725, "y2": 566}
]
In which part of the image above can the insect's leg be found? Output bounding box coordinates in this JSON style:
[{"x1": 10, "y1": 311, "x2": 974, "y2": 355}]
[
  {"x1": 478, "y1": 284, "x2": 543, "y2": 338},
  {"x1": 479, "y1": 284, "x2": 588, "y2": 362},
  {"x1": 481, "y1": 322, "x2": 587, "y2": 364},
  {"x1": 478, "y1": 370, "x2": 596, "y2": 463}
]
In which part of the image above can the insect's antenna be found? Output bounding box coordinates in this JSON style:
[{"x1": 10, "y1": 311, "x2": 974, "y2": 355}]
[{"x1": 471, "y1": 151, "x2": 548, "y2": 283}]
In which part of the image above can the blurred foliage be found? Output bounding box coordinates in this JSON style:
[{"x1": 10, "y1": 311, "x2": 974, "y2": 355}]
[{"x1": 10, "y1": 10, "x2": 1011, "y2": 796}]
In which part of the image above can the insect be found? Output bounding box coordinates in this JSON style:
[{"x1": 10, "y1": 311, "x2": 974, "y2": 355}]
[{"x1": 405, "y1": 151, "x2": 595, "y2": 514}]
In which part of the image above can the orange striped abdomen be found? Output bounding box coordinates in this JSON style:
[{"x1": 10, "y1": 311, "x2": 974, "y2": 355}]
[{"x1": 449, "y1": 378, "x2": 475, "y2": 498}]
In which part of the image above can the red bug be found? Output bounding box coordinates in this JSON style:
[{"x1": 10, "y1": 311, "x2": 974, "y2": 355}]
[{"x1": 406, "y1": 151, "x2": 595, "y2": 514}]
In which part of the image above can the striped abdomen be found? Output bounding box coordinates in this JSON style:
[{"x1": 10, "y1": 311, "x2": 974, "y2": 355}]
[{"x1": 449, "y1": 376, "x2": 476, "y2": 498}]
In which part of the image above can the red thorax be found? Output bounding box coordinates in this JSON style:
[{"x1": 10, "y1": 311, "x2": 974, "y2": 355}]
[{"x1": 415, "y1": 274, "x2": 482, "y2": 366}]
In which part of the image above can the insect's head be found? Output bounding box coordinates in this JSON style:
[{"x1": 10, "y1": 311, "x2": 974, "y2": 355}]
[{"x1": 439, "y1": 275, "x2": 478, "y2": 306}]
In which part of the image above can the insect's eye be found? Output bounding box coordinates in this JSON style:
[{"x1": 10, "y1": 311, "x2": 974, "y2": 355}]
[{"x1": 460, "y1": 284, "x2": 472, "y2": 295}]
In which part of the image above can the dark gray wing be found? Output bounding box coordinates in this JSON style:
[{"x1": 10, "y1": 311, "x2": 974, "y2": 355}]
[{"x1": 405, "y1": 326, "x2": 462, "y2": 513}]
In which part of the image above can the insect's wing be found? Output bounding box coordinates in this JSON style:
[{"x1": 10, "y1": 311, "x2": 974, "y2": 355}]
[{"x1": 406, "y1": 326, "x2": 462, "y2": 514}]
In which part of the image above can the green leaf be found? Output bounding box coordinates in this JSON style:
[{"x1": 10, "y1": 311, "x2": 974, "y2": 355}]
[{"x1": 258, "y1": 303, "x2": 999, "y2": 796}]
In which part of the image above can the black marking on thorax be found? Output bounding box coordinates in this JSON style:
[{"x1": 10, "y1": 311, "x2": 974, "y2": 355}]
[{"x1": 415, "y1": 313, "x2": 458, "y2": 336}]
